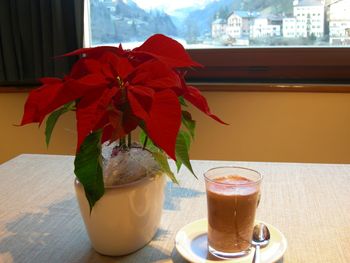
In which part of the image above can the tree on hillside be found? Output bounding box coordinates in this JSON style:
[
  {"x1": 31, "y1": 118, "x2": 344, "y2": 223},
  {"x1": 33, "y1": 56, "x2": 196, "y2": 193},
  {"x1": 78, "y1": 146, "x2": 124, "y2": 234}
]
[
  {"x1": 240, "y1": 0, "x2": 292, "y2": 15},
  {"x1": 217, "y1": 6, "x2": 230, "y2": 19},
  {"x1": 90, "y1": 0, "x2": 116, "y2": 44},
  {"x1": 185, "y1": 22, "x2": 200, "y2": 44}
]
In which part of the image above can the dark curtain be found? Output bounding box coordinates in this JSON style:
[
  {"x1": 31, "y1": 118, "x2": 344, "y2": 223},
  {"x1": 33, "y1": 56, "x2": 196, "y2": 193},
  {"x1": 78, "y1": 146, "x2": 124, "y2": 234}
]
[{"x1": 0, "y1": 0, "x2": 84, "y2": 84}]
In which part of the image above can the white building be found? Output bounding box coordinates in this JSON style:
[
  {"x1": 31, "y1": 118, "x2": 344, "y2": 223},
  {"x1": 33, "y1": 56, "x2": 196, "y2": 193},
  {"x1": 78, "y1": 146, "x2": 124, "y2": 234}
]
[
  {"x1": 328, "y1": 0, "x2": 350, "y2": 45},
  {"x1": 293, "y1": 0, "x2": 325, "y2": 38},
  {"x1": 283, "y1": 17, "x2": 297, "y2": 37},
  {"x1": 226, "y1": 14, "x2": 242, "y2": 38},
  {"x1": 212, "y1": 18, "x2": 227, "y2": 39},
  {"x1": 250, "y1": 17, "x2": 281, "y2": 38},
  {"x1": 234, "y1": 11, "x2": 260, "y2": 36}
]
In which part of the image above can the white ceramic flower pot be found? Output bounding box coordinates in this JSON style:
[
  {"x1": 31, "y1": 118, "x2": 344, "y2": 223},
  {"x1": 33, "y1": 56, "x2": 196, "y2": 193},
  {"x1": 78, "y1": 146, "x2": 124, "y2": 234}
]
[{"x1": 74, "y1": 173, "x2": 166, "y2": 256}]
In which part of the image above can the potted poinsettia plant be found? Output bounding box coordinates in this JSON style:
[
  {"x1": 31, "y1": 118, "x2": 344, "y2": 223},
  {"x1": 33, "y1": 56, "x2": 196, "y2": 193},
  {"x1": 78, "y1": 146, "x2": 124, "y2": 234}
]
[{"x1": 20, "y1": 34, "x2": 225, "y2": 256}]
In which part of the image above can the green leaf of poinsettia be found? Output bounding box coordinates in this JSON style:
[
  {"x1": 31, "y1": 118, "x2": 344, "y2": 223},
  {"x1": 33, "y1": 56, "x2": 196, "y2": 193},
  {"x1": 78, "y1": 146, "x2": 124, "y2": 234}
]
[
  {"x1": 139, "y1": 129, "x2": 158, "y2": 152},
  {"x1": 179, "y1": 96, "x2": 187, "y2": 107},
  {"x1": 152, "y1": 151, "x2": 178, "y2": 184},
  {"x1": 182, "y1": 111, "x2": 196, "y2": 139},
  {"x1": 176, "y1": 130, "x2": 197, "y2": 178},
  {"x1": 74, "y1": 131, "x2": 104, "y2": 212},
  {"x1": 175, "y1": 157, "x2": 182, "y2": 173},
  {"x1": 140, "y1": 129, "x2": 178, "y2": 183},
  {"x1": 175, "y1": 130, "x2": 188, "y2": 172},
  {"x1": 140, "y1": 129, "x2": 196, "y2": 180},
  {"x1": 45, "y1": 102, "x2": 74, "y2": 147}
]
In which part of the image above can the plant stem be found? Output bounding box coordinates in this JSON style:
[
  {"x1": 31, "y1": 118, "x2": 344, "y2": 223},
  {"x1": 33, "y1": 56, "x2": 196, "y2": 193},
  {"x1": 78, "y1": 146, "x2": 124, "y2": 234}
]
[
  {"x1": 128, "y1": 133, "x2": 132, "y2": 148},
  {"x1": 119, "y1": 136, "x2": 126, "y2": 149},
  {"x1": 143, "y1": 136, "x2": 148, "y2": 150}
]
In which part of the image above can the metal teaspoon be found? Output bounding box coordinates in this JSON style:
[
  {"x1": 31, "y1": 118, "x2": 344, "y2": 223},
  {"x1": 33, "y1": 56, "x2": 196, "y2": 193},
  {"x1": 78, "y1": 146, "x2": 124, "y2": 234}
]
[{"x1": 252, "y1": 223, "x2": 271, "y2": 263}]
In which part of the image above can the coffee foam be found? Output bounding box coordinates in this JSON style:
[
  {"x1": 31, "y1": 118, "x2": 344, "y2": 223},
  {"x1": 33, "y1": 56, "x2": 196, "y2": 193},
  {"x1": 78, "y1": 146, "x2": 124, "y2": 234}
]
[{"x1": 207, "y1": 175, "x2": 259, "y2": 196}]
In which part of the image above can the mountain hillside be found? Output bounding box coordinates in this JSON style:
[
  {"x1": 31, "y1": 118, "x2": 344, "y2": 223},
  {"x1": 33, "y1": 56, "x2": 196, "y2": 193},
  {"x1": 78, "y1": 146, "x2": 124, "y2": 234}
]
[
  {"x1": 180, "y1": 0, "x2": 236, "y2": 42},
  {"x1": 90, "y1": 0, "x2": 177, "y2": 44},
  {"x1": 90, "y1": 0, "x2": 294, "y2": 45},
  {"x1": 113, "y1": 0, "x2": 177, "y2": 42},
  {"x1": 240, "y1": 0, "x2": 292, "y2": 15}
]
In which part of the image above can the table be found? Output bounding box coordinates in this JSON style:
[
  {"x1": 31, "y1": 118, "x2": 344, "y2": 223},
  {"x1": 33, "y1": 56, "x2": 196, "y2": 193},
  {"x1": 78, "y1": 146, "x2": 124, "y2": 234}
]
[{"x1": 0, "y1": 154, "x2": 349, "y2": 263}]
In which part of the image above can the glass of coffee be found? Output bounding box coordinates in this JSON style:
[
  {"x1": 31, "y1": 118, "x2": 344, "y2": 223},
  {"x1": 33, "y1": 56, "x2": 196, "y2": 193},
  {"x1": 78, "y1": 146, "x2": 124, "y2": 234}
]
[{"x1": 204, "y1": 166, "x2": 262, "y2": 259}]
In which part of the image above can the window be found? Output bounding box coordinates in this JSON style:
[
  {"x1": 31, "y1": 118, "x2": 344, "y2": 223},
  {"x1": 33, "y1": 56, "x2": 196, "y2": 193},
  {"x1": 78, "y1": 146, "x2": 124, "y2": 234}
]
[{"x1": 87, "y1": 0, "x2": 350, "y2": 83}]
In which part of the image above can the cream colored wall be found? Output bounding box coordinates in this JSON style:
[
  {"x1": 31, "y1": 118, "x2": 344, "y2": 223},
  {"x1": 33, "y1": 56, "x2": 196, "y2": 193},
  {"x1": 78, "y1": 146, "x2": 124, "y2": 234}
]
[
  {"x1": 190, "y1": 91, "x2": 350, "y2": 163},
  {"x1": 1, "y1": 91, "x2": 350, "y2": 164},
  {"x1": 0, "y1": 93, "x2": 76, "y2": 164}
]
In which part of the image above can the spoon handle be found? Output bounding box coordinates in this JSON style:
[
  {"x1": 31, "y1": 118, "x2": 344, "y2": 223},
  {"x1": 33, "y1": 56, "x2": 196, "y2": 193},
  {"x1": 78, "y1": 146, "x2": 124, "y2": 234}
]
[{"x1": 253, "y1": 245, "x2": 261, "y2": 263}]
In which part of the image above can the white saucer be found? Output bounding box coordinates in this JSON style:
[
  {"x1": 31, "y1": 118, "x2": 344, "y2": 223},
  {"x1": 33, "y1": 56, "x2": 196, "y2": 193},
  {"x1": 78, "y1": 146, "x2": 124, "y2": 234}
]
[{"x1": 175, "y1": 218, "x2": 287, "y2": 263}]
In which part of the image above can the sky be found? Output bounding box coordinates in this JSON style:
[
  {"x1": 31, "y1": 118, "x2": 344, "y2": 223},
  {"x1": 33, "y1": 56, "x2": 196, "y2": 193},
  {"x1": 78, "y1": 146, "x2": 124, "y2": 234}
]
[{"x1": 133, "y1": 0, "x2": 215, "y2": 13}]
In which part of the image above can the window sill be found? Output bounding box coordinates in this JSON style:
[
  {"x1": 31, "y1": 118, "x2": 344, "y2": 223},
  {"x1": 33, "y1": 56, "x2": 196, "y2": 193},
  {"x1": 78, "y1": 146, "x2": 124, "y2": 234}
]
[
  {"x1": 192, "y1": 82, "x2": 350, "y2": 93},
  {"x1": 0, "y1": 86, "x2": 37, "y2": 93},
  {"x1": 2, "y1": 83, "x2": 350, "y2": 94}
]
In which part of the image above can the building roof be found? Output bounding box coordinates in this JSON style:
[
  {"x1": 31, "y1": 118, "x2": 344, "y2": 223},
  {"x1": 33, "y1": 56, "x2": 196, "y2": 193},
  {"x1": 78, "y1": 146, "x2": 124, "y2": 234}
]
[
  {"x1": 268, "y1": 15, "x2": 284, "y2": 21},
  {"x1": 255, "y1": 14, "x2": 283, "y2": 21},
  {"x1": 229, "y1": 10, "x2": 260, "y2": 19},
  {"x1": 294, "y1": 0, "x2": 324, "y2": 7},
  {"x1": 212, "y1": 18, "x2": 226, "y2": 24}
]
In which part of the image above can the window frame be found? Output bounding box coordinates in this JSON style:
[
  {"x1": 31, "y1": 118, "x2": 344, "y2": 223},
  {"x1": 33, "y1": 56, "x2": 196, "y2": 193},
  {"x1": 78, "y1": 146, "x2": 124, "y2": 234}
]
[
  {"x1": 3, "y1": 47, "x2": 350, "y2": 92},
  {"x1": 3, "y1": 0, "x2": 350, "y2": 91},
  {"x1": 185, "y1": 47, "x2": 350, "y2": 84}
]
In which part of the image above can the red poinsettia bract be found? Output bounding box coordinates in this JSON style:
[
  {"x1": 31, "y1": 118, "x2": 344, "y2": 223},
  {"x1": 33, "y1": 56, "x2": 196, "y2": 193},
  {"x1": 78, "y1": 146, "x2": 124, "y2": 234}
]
[{"x1": 20, "y1": 34, "x2": 225, "y2": 160}]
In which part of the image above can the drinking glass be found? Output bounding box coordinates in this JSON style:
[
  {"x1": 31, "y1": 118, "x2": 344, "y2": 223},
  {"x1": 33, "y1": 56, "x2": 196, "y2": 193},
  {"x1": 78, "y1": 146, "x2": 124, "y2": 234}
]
[{"x1": 204, "y1": 166, "x2": 262, "y2": 259}]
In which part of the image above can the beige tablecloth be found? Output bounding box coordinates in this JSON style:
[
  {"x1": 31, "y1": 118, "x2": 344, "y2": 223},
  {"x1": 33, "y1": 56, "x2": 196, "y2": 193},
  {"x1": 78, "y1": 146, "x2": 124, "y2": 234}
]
[{"x1": 0, "y1": 154, "x2": 349, "y2": 262}]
